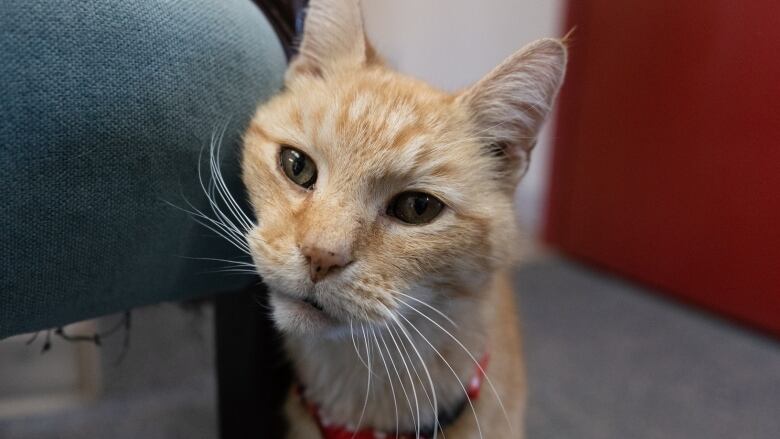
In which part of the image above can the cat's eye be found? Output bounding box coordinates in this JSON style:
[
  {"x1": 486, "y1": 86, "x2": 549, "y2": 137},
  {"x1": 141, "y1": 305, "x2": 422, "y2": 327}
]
[
  {"x1": 280, "y1": 146, "x2": 317, "y2": 189},
  {"x1": 387, "y1": 192, "x2": 444, "y2": 225}
]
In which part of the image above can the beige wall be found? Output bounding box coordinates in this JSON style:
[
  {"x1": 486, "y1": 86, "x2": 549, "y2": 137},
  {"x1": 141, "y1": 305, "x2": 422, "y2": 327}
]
[{"x1": 362, "y1": 0, "x2": 565, "y2": 233}]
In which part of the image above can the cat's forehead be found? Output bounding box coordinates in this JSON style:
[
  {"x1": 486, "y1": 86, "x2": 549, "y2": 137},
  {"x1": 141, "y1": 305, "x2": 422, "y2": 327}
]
[{"x1": 277, "y1": 69, "x2": 475, "y2": 175}]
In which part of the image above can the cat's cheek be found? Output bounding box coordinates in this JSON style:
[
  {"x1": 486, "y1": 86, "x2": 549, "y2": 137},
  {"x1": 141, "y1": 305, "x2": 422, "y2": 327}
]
[{"x1": 245, "y1": 230, "x2": 306, "y2": 292}]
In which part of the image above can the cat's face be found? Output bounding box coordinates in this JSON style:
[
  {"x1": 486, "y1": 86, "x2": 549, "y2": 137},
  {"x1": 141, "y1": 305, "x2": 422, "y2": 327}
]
[
  {"x1": 241, "y1": 0, "x2": 566, "y2": 337},
  {"x1": 243, "y1": 68, "x2": 515, "y2": 336}
]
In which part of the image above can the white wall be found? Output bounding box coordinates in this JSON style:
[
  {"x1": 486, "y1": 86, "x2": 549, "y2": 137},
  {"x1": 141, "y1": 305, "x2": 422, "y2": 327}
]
[{"x1": 362, "y1": 0, "x2": 565, "y2": 234}]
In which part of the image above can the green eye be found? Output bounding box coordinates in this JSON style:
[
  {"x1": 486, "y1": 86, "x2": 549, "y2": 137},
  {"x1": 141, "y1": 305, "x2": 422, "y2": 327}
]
[
  {"x1": 280, "y1": 146, "x2": 317, "y2": 189},
  {"x1": 388, "y1": 191, "x2": 445, "y2": 225}
]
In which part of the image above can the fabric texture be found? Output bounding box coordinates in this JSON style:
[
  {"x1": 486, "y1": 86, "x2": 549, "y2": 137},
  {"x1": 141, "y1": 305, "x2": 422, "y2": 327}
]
[{"x1": 0, "y1": 0, "x2": 286, "y2": 338}]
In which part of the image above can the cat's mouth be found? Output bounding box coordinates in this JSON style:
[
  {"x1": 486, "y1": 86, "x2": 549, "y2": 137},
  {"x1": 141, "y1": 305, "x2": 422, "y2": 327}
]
[
  {"x1": 272, "y1": 290, "x2": 336, "y2": 323},
  {"x1": 301, "y1": 296, "x2": 325, "y2": 313}
]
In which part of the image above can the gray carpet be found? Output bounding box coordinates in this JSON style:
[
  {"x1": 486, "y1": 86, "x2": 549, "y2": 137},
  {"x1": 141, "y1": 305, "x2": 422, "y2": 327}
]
[
  {"x1": 517, "y1": 257, "x2": 780, "y2": 439},
  {"x1": 1, "y1": 257, "x2": 778, "y2": 438}
]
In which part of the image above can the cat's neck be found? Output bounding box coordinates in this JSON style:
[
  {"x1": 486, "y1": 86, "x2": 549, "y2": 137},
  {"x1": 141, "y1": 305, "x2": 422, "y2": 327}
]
[{"x1": 284, "y1": 280, "x2": 496, "y2": 434}]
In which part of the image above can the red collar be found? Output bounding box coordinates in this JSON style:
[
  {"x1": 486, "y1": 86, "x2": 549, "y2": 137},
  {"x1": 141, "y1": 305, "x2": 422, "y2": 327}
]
[{"x1": 297, "y1": 353, "x2": 489, "y2": 439}]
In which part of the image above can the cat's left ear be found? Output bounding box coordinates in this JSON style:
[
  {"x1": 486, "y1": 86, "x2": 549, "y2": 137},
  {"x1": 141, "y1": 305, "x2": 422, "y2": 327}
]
[
  {"x1": 286, "y1": 0, "x2": 372, "y2": 82},
  {"x1": 456, "y1": 38, "x2": 567, "y2": 182}
]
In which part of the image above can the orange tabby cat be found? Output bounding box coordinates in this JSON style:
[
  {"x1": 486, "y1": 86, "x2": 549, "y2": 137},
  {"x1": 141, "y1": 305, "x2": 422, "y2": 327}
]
[{"x1": 240, "y1": 0, "x2": 567, "y2": 437}]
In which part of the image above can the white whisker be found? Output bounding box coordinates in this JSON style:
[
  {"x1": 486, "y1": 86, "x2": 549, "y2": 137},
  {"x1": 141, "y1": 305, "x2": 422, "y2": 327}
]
[
  {"x1": 165, "y1": 123, "x2": 262, "y2": 265},
  {"x1": 389, "y1": 317, "x2": 439, "y2": 439},
  {"x1": 399, "y1": 300, "x2": 512, "y2": 434},
  {"x1": 177, "y1": 255, "x2": 254, "y2": 267},
  {"x1": 395, "y1": 313, "x2": 483, "y2": 439},
  {"x1": 378, "y1": 329, "x2": 417, "y2": 437},
  {"x1": 384, "y1": 321, "x2": 422, "y2": 438},
  {"x1": 195, "y1": 129, "x2": 249, "y2": 249},
  {"x1": 370, "y1": 326, "x2": 399, "y2": 438},
  {"x1": 350, "y1": 320, "x2": 370, "y2": 370},
  {"x1": 209, "y1": 123, "x2": 255, "y2": 232},
  {"x1": 205, "y1": 268, "x2": 258, "y2": 275},
  {"x1": 388, "y1": 322, "x2": 438, "y2": 436},
  {"x1": 393, "y1": 291, "x2": 457, "y2": 328},
  {"x1": 352, "y1": 323, "x2": 372, "y2": 437},
  {"x1": 163, "y1": 199, "x2": 251, "y2": 255}
]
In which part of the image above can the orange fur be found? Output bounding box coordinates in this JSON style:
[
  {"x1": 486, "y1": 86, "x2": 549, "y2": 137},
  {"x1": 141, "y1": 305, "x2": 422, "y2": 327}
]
[{"x1": 240, "y1": 0, "x2": 566, "y2": 437}]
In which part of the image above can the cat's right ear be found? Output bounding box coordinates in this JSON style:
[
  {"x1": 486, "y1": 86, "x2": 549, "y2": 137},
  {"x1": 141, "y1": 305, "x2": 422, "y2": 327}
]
[{"x1": 286, "y1": 0, "x2": 369, "y2": 82}]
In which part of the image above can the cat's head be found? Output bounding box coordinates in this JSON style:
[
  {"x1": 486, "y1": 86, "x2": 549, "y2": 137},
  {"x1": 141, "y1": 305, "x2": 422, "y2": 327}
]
[{"x1": 242, "y1": 0, "x2": 566, "y2": 337}]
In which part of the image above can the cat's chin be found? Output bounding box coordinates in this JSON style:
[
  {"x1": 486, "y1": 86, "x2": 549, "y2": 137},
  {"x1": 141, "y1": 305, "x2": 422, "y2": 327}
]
[{"x1": 269, "y1": 290, "x2": 349, "y2": 338}]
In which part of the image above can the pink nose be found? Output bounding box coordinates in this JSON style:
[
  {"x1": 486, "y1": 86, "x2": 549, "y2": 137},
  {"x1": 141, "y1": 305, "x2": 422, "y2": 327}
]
[{"x1": 301, "y1": 245, "x2": 353, "y2": 282}]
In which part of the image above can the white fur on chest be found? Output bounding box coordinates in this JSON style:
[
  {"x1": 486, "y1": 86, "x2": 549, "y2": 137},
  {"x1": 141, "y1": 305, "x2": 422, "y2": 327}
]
[{"x1": 285, "y1": 299, "x2": 488, "y2": 433}]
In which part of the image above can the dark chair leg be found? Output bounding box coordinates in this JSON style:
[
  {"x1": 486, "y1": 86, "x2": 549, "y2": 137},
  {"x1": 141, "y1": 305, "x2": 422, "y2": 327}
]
[{"x1": 214, "y1": 280, "x2": 290, "y2": 438}]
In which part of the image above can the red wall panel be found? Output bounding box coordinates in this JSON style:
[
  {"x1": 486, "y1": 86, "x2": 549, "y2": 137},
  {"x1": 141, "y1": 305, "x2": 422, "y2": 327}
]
[{"x1": 546, "y1": 0, "x2": 780, "y2": 336}]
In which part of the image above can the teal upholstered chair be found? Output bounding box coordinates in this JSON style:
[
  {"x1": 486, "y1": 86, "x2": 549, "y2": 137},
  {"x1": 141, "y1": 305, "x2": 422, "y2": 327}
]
[{"x1": 0, "y1": 0, "x2": 303, "y2": 436}]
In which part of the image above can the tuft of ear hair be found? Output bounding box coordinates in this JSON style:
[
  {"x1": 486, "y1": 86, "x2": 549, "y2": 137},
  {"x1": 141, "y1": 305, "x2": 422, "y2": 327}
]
[
  {"x1": 287, "y1": 0, "x2": 374, "y2": 81},
  {"x1": 457, "y1": 38, "x2": 568, "y2": 183}
]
